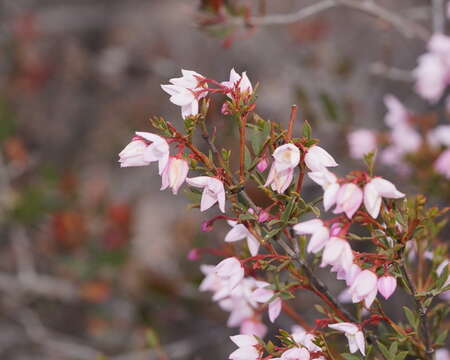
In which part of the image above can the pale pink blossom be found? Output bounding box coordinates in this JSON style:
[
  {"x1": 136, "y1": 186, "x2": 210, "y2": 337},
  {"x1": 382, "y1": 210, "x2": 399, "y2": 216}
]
[
  {"x1": 304, "y1": 145, "x2": 338, "y2": 172},
  {"x1": 120, "y1": 132, "x2": 169, "y2": 174},
  {"x1": 435, "y1": 149, "x2": 450, "y2": 179},
  {"x1": 321, "y1": 237, "x2": 354, "y2": 274},
  {"x1": 272, "y1": 347, "x2": 310, "y2": 360},
  {"x1": 229, "y1": 335, "x2": 259, "y2": 360},
  {"x1": 257, "y1": 210, "x2": 270, "y2": 223},
  {"x1": 363, "y1": 177, "x2": 405, "y2": 218},
  {"x1": 212, "y1": 257, "x2": 245, "y2": 300},
  {"x1": 186, "y1": 176, "x2": 226, "y2": 212},
  {"x1": 293, "y1": 219, "x2": 330, "y2": 253},
  {"x1": 251, "y1": 283, "x2": 282, "y2": 323},
  {"x1": 428, "y1": 125, "x2": 450, "y2": 147},
  {"x1": 333, "y1": 183, "x2": 363, "y2": 219},
  {"x1": 272, "y1": 144, "x2": 301, "y2": 171},
  {"x1": 291, "y1": 326, "x2": 321, "y2": 352},
  {"x1": 345, "y1": 264, "x2": 362, "y2": 286},
  {"x1": 348, "y1": 270, "x2": 378, "y2": 308},
  {"x1": 390, "y1": 125, "x2": 421, "y2": 154},
  {"x1": 160, "y1": 157, "x2": 189, "y2": 195},
  {"x1": 225, "y1": 221, "x2": 260, "y2": 256},
  {"x1": 265, "y1": 166, "x2": 294, "y2": 194},
  {"x1": 161, "y1": 69, "x2": 206, "y2": 118},
  {"x1": 347, "y1": 129, "x2": 377, "y2": 159},
  {"x1": 414, "y1": 52, "x2": 449, "y2": 102},
  {"x1": 436, "y1": 348, "x2": 450, "y2": 360},
  {"x1": 377, "y1": 275, "x2": 397, "y2": 300},
  {"x1": 240, "y1": 318, "x2": 267, "y2": 338},
  {"x1": 328, "y1": 322, "x2": 365, "y2": 355},
  {"x1": 307, "y1": 168, "x2": 340, "y2": 210},
  {"x1": 222, "y1": 68, "x2": 253, "y2": 96},
  {"x1": 384, "y1": 95, "x2": 409, "y2": 128}
]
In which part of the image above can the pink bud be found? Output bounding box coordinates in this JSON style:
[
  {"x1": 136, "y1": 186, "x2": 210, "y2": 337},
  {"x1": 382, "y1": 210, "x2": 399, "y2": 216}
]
[
  {"x1": 221, "y1": 102, "x2": 230, "y2": 115},
  {"x1": 201, "y1": 220, "x2": 213, "y2": 232},
  {"x1": 377, "y1": 275, "x2": 397, "y2": 300},
  {"x1": 256, "y1": 157, "x2": 269, "y2": 172},
  {"x1": 187, "y1": 248, "x2": 200, "y2": 261},
  {"x1": 257, "y1": 210, "x2": 270, "y2": 223}
]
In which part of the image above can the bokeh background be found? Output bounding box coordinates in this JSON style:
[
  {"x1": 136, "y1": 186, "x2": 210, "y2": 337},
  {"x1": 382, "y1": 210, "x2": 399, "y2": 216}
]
[{"x1": 0, "y1": 0, "x2": 447, "y2": 359}]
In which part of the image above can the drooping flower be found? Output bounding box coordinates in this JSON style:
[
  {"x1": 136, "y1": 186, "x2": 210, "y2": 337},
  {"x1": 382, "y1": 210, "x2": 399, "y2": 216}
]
[
  {"x1": 328, "y1": 322, "x2": 365, "y2": 355},
  {"x1": 256, "y1": 157, "x2": 269, "y2": 172},
  {"x1": 293, "y1": 219, "x2": 330, "y2": 254},
  {"x1": 363, "y1": 177, "x2": 405, "y2": 218},
  {"x1": 251, "y1": 283, "x2": 282, "y2": 323},
  {"x1": 304, "y1": 145, "x2": 338, "y2": 172},
  {"x1": 186, "y1": 176, "x2": 226, "y2": 212},
  {"x1": 229, "y1": 335, "x2": 260, "y2": 360},
  {"x1": 225, "y1": 221, "x2": 260, "y2": 256},
  {"x1": 160, "y1": 157, "x2": 189, "y2": 195},
  {"x1": 240, "y1": 318, "x2": 267, "y2": 338},
  {"x1": 377, "y1": 275, "x2": 397, "y2": 300},
  {"x1": 265, "y1": 144, "x2": 300, "y2": 193},
  {"x1": 333, "y1": 183, "x2": 363, "y2": 219},
  {"x1": 291, "y1": 326, "x2": 321, "y2": 352},
  {"x1": 161, "y1": 69, "x2": 206, "y2": 118},
  {"x1": 435, "y1": 149, "x2": 450, "y2": 179},
  {"x1": 307, "y1": 168, "x2": 340, "y2": 210},
  {"x1": 348, "y1": 269, "x2": 378, "y2": 308},
  {"x1": 320, "y1": 237, "x2": 354, "y2": 274},
  {"x1": 221, "y1": 68, "x2": 253, "y2": 96},
  {"x1": 211, "y1": 257, "x2": 245, "y2": 300},
  {"x1": 272, "y1": 347, "x2": 310, "y2": 360},
  {"x1": 120, "y1": 132, "x2": 170, "y2": 174},
  {"x1": 347, "y1": 129, "x2": 377, "y2": 159}
]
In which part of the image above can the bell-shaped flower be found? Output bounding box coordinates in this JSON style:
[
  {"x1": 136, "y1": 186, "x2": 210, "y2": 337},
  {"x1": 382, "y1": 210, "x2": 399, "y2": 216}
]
[
  {"x1": 328, "y1": 322, "x2": 365, "y2": 355},
  {"x1": 304, "y1": 145, "x2": 338, "y2": 172},
  {"x1": 293, "y1": 219, "x2": 330, "y2": 254},
  {"x1": 307, "y1": 168, "x2": 340, "y2": 210},
  {"x1": 272, "y1": 144, "x2": 301, "y2": 172},
  {"x1": 251, "y1": 283, "x2": 282, "y2": 323},
  {"x1": 256, "y1": 157, "x2": 269, "y2": 172},
  {"x1": 377, "y1": 275, "x2": 397, "y2": 300},
  {"x1": 229, "y1": 335, "x2": 259, "y2": 360},
  {"x1": 291, "y1": 326, "x2": 321, "y2": 352},
  {"x1": 345, "y1": 264, "x2": 361, "y2": 286},
  {"x1": 212, "y1": 257, "x2": 245, "y2": 300},
  {"x1": 225, "y1": 221, "x2": 260, "y2": 256},
  {"x1": 320, "y1": 237, "x2": 353, "y2": 274},
  {"x1": 333, "y1": 183, "x2": 363, "y2": 219},
  {"x1": 272, "y1": 347, "x2": 310, "y2": 360},
  {"x1": 435, "y1": 149, "x2": 450, "y2": 179},
  {"x1": 347, "y1": 129, "x2": 377, "y2": 159},
  {"x1": 348, "y1": 269, "x2": 378, "y2": 308},
  {"x1": 363, "y1": 177, "x2": 405, "y2": 218},
  {"x1": 160, "y1": 157, "x2": 189, "y2": 195},
  {"x1": 222, "y1": 68, "x2": 253, "y2": 96},
  {"x1": 118, "y1": 137, "x2": 150, "y2": 167},
  {"x1": 161, "y1": 69, "x2": 206, "y2": 118},
  {"x1": 186, "y1": 176, "x2": 226, "y2": 213},
  {"x1": 265, "y1": 166, "x2": 294, "y2": 194}
]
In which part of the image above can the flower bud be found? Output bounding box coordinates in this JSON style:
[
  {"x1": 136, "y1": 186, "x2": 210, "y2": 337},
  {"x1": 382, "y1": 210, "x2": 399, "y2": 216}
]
[{"x1": 377, "y1": 275, "x2": 397, "y2": 300}]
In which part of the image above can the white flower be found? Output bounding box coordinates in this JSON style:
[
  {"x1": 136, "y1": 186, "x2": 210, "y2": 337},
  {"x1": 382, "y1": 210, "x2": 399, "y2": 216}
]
[
  {"x1": 347, "y1": 129, "x2": 377, "y2": 159},
  {"x1": 160, "y1": 157, "x2": 189, "y2": 195},
  {"x1": 161, "y1": 69, "x2": 206, "y2": 118},
  {"x1": 291, "y1": 326, "x2": 321, "y2": 352},
  {"x1": 272, "y1": 347, "x2": 310, "y2": 360},
  {"x1": 307, "y1": 168, "x2": 340, "y2": 210},
  {"x1": 222, "y1": 68, "x2": 253, "y2": 96},
  {"x1": 265, "y1": 166, "x2": 294, "y2": 194},
  {"x1": 363, "y1": 177, "x2": 405, "y2": 218},
  {"x1": 272, "y1": 144, "x2": 301, "y2": 171},
  {"x1": 348, "y1": 269, "x2": 378, "y2": 308},
  {"x1": 293, "y1": 219, "x2": 330, "y2": 253},
  {"x1": 320, "y1": 237, "x2": 354, "y2": 274},
  {"x1": 225, "y1": 221, "x2": 260, "y2": 256},
  {"x1": 251, "y1": 282, "x2": 282, "y2": 323},
  {"x1": 333, "y1": 183, "x2": 363, "y2": 219},
  {"x1": 328, "y1": 322, "x2": 365, "y2": 355},
  {"x1": 229, "y1": 335, "x2": 259, "y2": 360},
  {"x1": 186, "y1": 176, "x2": 226, "y2": 212},
  {"x1": 304, "y1": 145, "x2": 338, "y2": 172}
]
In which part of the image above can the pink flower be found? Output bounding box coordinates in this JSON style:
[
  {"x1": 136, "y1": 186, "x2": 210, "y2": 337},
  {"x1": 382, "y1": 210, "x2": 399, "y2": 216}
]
[
  {"x1": 257, "y1": 210, "x2": 270, "y2": 223},
  {"x1": 256, "y1": 157, "x2": 269, "y2": 172},
  {"x1": 240, "y1": 319, "x2": 267, "y2": 338},
  {"x1": 307, "y1": 168, "x2": 340, "y2": 210},
  {"x1": 345, "y1": 264, "x2": 362, "y2": 286},
  {"x1": 222, "y1": 68, "x2": 253, "y2": 96},
  {"x1": 347, "y1": 129, "x2": 377, "y2": 159},
  {"x1": 377, "y1": 275, "x2": 397, "y2": 300},
  {"x1": 264, "y1": 144, "x2": 300, "y2": 193},
  {"x1": 328, "y1": 322, "x2": 365, "y2": 355},
  {"x1": 428, "y1": 125, "x2": 450, "y2": 147},
  {"x1": 212, "y1": 257, "x2": 245, "y2": 300},
  {"x1": 413, "y1": 52, "x2": 449, "y2": 102},
  {"x1": 348, "y1": 270, "x2": 378, "y2": 308},
  {"x1": 384, "y1": 95, "x2": 409, "y2": 128},
  {"x1": 291, "y1": 326, "x2": 321, "y2": 352},
  {"x1": 186, "y1": 176, "x2": 226, "y2": 212},
  {"x1": 161, "y1": 69, "x2": 206, "y2": 118},
  {"x1": 229, "y1": 335, "x2": 259, "y2": 360},
  {"x1": 225, "y1": 221, "x2": 260, "y2": 256},
  {"x1": 363, "y1": 177, "x2": 405, "y2": 218},
  {"x1": 119, "y1": 132, "x2": 169, "y2": 174},
  {"x1": 304, "y1": 145, "x2": 338, "y2": 172},
  {"x1": 293, "y1": 219, "x2": 330, "y2": 254},
  {"x1": 160, "y1": 157, "x2": 189, "y2": 195},
  {"x1": 273, "y1": 347, "x2": 310, "y2": 360},
  {"x1": 320, "y1": 237, "x2": 354, "y2": 274},
  {"x1": 333, "y1": 183, "x2": 363, "y2": 219},
  {"x1": 435, "y1": 149, "x2": 450, "y2": 179},
  {"x1": 251, "y1": 283, "x2": 282, "y2": 323},
  {"x1": 265, "y1": 166, "x2": 294, "y2": 194}
]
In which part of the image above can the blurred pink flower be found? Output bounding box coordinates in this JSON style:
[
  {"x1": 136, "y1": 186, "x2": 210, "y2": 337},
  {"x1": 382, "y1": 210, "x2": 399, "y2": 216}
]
[
  {"x1": 434, "y1": 149, "x2": 450, "y2": 179},
  {"x1": 377, "y1": 275, "x2": 397, "y2": 300},
  {"x1": 304, "y1": 145, "x2": 338, "y2": 172},
  {"x1": 240, "y1": 319, "x2": 267, "y2": 338},
  {"x1": 333, "y1": 183, "x2": 363, "y2": 219},
  {"x1": 428, "y1": 125, "x2": 450, "y2": 147},
  {"x1": 186, "y1": 176, "x2": 226, "y2": 212},
  {"x1": 347, "y1": 129, "x2": 377, "y2": 159},
  {"x1": 161, "y1": 69, "x2": 206, "y2": 118},
  {"x1": 328, "y1": 322, "x2": 365, "y2": 355}
]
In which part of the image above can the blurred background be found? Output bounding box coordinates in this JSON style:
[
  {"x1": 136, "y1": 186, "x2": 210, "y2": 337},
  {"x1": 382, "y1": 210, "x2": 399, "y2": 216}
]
[{"x1": 0, "y1": 0, "x2": 447, "y2": 359}]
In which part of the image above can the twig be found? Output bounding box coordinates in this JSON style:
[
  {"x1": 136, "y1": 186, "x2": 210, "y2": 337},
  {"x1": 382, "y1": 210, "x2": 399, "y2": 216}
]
[{"x1": 287, "y1": 105, "x2": 298, "y2": 140}]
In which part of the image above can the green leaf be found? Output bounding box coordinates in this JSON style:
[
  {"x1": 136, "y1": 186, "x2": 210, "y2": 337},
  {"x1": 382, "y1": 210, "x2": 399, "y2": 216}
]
[
  {"x1": 244, "y1": 145, "x2": 252, "y2": 169},
  {"x1": 394, "y1": 352, "x2": 408, "y2": 360},
  {"x1": 302, "y1": 120, "x2": 312, "y2": 139},
  {"x1": 376, "y1": 341, "x2": 391, "y2": 359},
  {"x1": 341, "y1": 354, "x2": 362, "y2": 360},
  {"x1": 403, "y1": 306, "x2": 418, "y2": 330}
]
